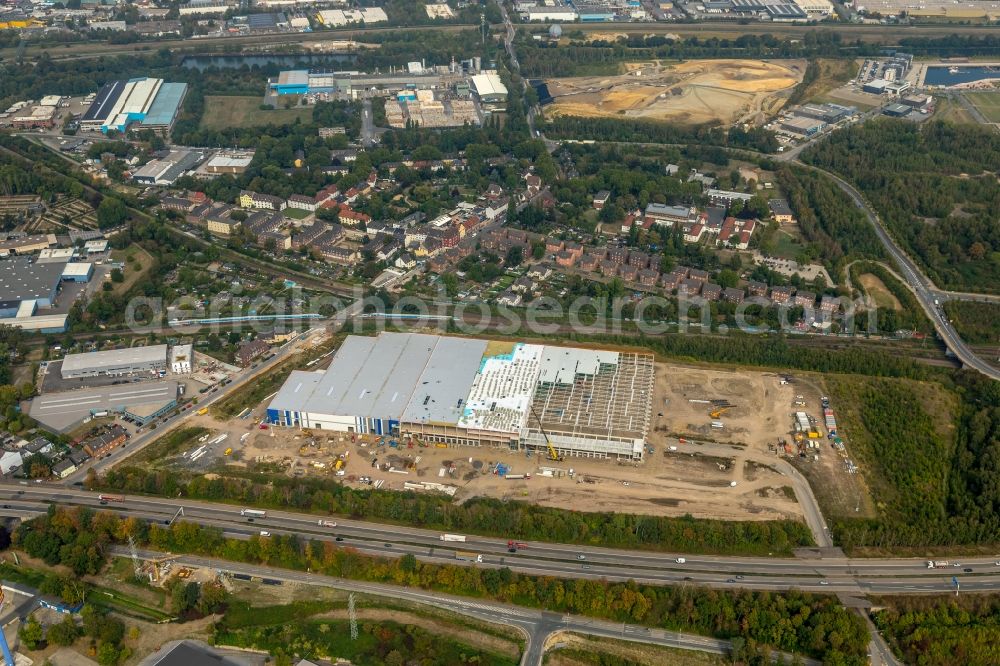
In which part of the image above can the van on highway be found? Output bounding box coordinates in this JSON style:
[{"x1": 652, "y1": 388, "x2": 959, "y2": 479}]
[{"x1": 259, "y1": 530, "x2": 271, "y2": 537}]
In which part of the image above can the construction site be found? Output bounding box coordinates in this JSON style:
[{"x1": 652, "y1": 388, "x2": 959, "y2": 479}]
[
  {"x1": 140, "y1": 348, "x2": 886, "y2": 524},
  {"x1": 544, "y1": 59, "x2": 805, "y2": 126}
]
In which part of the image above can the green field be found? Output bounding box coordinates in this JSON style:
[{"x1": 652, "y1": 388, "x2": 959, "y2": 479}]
[
  {"x1": 964, "y1": 91, "x2": 1000, "y2": 122},
  {"x1": 200, "y1": 96, "x2": 312, "y2": 130}
]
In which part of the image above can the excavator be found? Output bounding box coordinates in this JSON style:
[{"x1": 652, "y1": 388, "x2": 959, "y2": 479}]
[
  {"x1": 709, "y1": 406, "x2": 732, "y2": 419},
  {"x1": 529, "y1": 403, "x2": 563, "y2": 462}
]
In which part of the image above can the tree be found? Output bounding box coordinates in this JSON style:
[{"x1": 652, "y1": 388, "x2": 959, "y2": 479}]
[
  {"x1": 47, "y1": 615, "x2": 81, "y2": 646},
  {"x1": 96, "y1": 198, "x2": 127, "y2": 229},
  {"x1": 19, "y1": 616, "x2": 44, "y2": 650},
  {"x1": 505, "y1": 245, "x2": 524, "y2": 267},
  {"x1": 109, "y1": 268, "x2": 124, "y2": 283}
]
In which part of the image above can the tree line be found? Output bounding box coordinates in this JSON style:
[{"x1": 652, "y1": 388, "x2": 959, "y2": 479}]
[
  {"x1": 14, "y1": 506, "x2": 870, "y2": 665},
  {"x1": 92, "y1": 463, "x2": 813, "y2": 556},
  {"x1": 801, "y1": 120, "x2": 1000, "y2": 294}
]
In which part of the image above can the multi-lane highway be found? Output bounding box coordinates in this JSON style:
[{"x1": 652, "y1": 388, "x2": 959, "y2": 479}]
[
  {"x1": 117, "y1": 546, "x2": 817, "y2": 666},
  {"x1": 4, "y1": 486, "x2": 998, "y2": 595}
]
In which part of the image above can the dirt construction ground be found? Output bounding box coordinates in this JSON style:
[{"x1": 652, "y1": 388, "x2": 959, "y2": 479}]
[
  {"x1": 157, "y1": 360, "x2": 881, "y2": 525},
  {"x1": 545, "y1": 59, "x2": 804, "y2": 126}
]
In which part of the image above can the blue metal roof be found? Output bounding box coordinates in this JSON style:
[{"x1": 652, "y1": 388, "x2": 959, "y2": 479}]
[{"x1": 142, "y1": 82, "x2": 187, "y2": 127}]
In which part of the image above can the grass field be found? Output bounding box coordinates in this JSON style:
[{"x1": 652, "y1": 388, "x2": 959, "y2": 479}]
[
  {"x1": 932, "y1": 96, "x2": 977, "y2": 124},
  {"x1": 857, "y1": 273, "x2": 902, "y2": 310},
  {"x1": 802, "y1": 58, "x2": 859, "y2": 103},
  {"x1": 964, "y1": 91, "x2": 1000, "y2": 122},
  {"x1": 200, "y1": 96, "x2": 313, "y2": 130}
]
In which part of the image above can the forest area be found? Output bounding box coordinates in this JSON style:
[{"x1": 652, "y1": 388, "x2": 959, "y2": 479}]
[
  {"x1": 13, "y1": 507, "x2": 870, "y2": 666},
  {"x1": 801, "y1": 120, "x2": 1000, "y2": 294},
  {"x1": 872, "y1": 595, "x2": 1000, "y2": 666},
  {"x1": 827, "y1": 371, "x2": 1000, "y2": 552}
]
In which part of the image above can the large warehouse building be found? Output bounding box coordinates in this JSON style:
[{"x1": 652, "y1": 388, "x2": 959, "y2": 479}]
[
  {"x1": 267, "y1": 333, "x2": 654, "y2": 460},
  {"x1": 60, "y1": 344, "x2": 169, "y2": 379},
  {"x1": 80, "y1": 78, "x2": 188, "y2": 134}
]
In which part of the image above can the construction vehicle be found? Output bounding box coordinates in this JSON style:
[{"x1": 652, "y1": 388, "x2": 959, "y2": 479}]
[
  {"x1": 196, "y1": 407, "x2": 209, "y2": 416},
  {"x1": 709, "y1": 406, "x2": 731, "y2": 419},
  {"x1": 302, "y1": 429, "x2": 313, "y2": 438},
  {"x1": 529, "y1": 403, "x2": 562, "y2": 461},
  {"x1": 224, "y1": 447, "x2": 233, "y2": 456},
  {"x1": 334, "y1": 459, "x2": 344, "y2": 471}
]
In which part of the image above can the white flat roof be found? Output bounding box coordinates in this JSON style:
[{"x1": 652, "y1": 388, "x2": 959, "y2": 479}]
[
  {"x1": 62, "y1": 344, "x2": 168, "y2": 374},
  {"x1": 62, "y1": 262, "x2": 92, "y2": 276},
  {"x1": 470, "y1": 73, "x2": 508, "y2": 97},
  {"x1": 29, "y1": 380, "x2": 177, "y2": 432}
]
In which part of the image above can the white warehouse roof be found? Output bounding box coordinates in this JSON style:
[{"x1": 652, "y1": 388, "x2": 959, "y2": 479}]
[
  {"x1": 61, "y1": 344, "x2": 168, "y2": 375},
  {"x1": 470, "y1": 73, "x2": 508, "y2": 98}
]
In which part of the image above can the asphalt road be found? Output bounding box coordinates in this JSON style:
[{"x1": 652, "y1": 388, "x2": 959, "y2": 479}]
[
  {"x1": 115, "y1": 545, "x2": 818, "y2": 666},
  {"x1": 4, "y1": 486, "x2": 997, "y2": 595},
  {"x1": 798, "y1": 163, "x2": 1000, "y2": 381}
]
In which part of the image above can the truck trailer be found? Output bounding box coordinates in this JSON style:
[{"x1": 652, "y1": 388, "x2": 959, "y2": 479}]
[
  {"x1": 440, "y1": 534, "x2": 466, "y2": 542},
  {"x1": 455, "y1": 551, "x2": 484, "y2": 563},
  {"x1": 241, "y1": 509, "x2": 267, "y2": 519}
]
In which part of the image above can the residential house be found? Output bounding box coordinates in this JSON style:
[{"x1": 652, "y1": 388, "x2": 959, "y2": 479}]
[
  {"x1": 593, "y1": 190, "x2": 611, "y2": 209},
  {"x1": 291, "y1": 220, "x2": 329, "y2": 250},
  {"x1": 207, "y1": 215, "x2": 240, "y2": 236},
  {"x1": 524, "y1": 174, "x2": 542, "y2": 198},
  {"x1": 722, "y1": 287, "x2": 744, "y2": 304},
  {"x1": 259, "y1": 230, "x2": 291, "y2": 251},
  {"x1": 579, "y1": 253, "x2": 601, "y2": 272},
  {"x1": 485, "y1": 183, "x2": 505, "y2": 200},
  {"x1": 555, "y1": 250, "x2": 576, "y2": 268},
  {"x1": 688, "y1": 268, "x2": 709, "y2": 282},
  {"x1": 701, "y1": 283, "x2": 722, "y2": 301},
  {"x1": 497, "y1": 290, "x2": 522, "y2": 307},
  {"x1": 24, "y1": 437, "x2": 54, "y2": 457},
  {"x1": 313, "y1": 184, "x2": 340, "y2": 206},
  {"x1": 682, "y1": 222, "x2": 705, "y2": 243},
  {"x1": 320, "y1": 245, "x2": 359, "y2": 264},
  {"x1": 660, "y1": 273, "x2": 680, "y2": 292},
  {"x1": 599, "y1": 260, "x2": 618, "y2": 278},
  {"x1": 770, "y1": 285, "x2": 794, "y2": 304},
  {"x1": 665, "y1": 163, "x2": 680, "y2": 176},
  {"x1": 620, "y1": 213, "x2": 637, "y2": 234},
  {"x1": 607, "y1": 247, "x2": 628, "y2": 265},
  {"x1": 287, "y1": 194, "x2": 317, "y2": 212},
  {"x1": 628, "y1": 251, "x2": 649, "y2": 269},
  {"x1": 671, "y1": 266, "x2": 690, "y2": 280},
  {"x1": 638, "y1": 269, "x2": 659, "y2": 287},
  {"x1": 679, "y1": 279, "x2": 702, "y2": 296},
  {"x1": 83, "y1": 425, "x2": 128, "y2": 458},
  {"x1": 820, "y1": 295, "x2": 840, "y2": 314},
  {"x1": 563, "y1": 241, "x2": 584, "y2": 261},
  {"x1": 793, "y1": 291, "x2": 816, "y2": 308},
  {"x1": 747, "y1": 280, "x2": 768, "y2": 297},
  {"x1": 545, "y1": 239, "x2": 564, "y2": 254},
  {"x1": 768, "y1": 199, "x2": 796, "y2": 224},
  {"x1": 0, "y1": 451, "x2": 22, "y2": 476},
  {"x1": 376, "y1": 240, "x2": 402, "y2": 261},
  {"x1": 237, "y1": 339, "x2": 270, "y2": 367},
  {"x1": 239, "y1": 190, "x2": 286, "y2": 211},
  {"x1": 337, "y1": 206, "x2": 371, "y2": 226},
  {"x1": 527, "y1": 263, "x2": 553, "y2": 280},
  {"x1": 704, "y1": 206, "x2": 727, "y2": 234},
  {"x1": 511, "y1": 276, "x2": 535, "y2": 294},
  {"x1": 619, "y1": 264, "x2": 638, "y2": 282},
  {"x1": 52, "y1": 458, "x2": 77, "y2": 479},
  {"x1": 160, "y1": 196, "x2": 193, "y2": 212},
  {"x1": 395, "y1": 253, "x2": 417, "y2": 270},
  {"x1": 717, "y1": 217, "x2": 757, "y2": 249}
]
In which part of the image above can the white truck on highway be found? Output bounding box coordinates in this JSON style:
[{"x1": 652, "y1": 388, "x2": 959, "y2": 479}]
[
  {"x1": 440, "y1": 534, "x2": 466, "y2": 542},
  {"x1": 455, "y1": 551, "x2": 484, "y2": 563},
  {"x1": 241, "y1": 509, "x2": 267, "y2": 519},
  {"x1": 675, "y1": 557, "x2": 686, "y2": 564},
  {"x1": 318, "y1": 520, "x2": 337, "y2": 528},
  {"x1": 927, "y1": 560, "x2": 949, "y2": 568}
]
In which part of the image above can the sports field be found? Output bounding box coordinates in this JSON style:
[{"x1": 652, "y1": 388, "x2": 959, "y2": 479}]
[
  {"x1": 200, "y1": 96, "x2": 313, "y2": 130},
  {"x1": 964, "y1": 91, "x2": 1000, "y2": 122}
]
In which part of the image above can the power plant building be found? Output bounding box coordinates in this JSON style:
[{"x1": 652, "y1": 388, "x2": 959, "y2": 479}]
[{"x1": 267, "y1": 332, "x2": 654, "y2": 460}]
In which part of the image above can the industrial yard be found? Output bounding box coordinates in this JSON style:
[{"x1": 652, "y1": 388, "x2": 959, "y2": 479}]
[
  {"x1": 545, "y1": 59, "x2": 804, "y2": 126},
  {"x1": 143, "y1": 356, "x2": 883, "y2": 525}
]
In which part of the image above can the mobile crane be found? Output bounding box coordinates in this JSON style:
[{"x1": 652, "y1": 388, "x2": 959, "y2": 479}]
[{"x1": 529, "y1": 403, "x2": 562, "y2": 461}]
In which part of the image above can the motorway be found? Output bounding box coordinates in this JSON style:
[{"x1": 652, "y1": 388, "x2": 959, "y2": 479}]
[
  {"x1": 3, "y1": 486, "x2": 998, "y2": 595},
  {"x1": 115, "y1": 546, "x2": 810, "y2": 666}
]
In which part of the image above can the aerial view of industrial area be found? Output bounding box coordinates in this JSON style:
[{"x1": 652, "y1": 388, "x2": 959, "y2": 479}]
[{"x1": 0, "y1": 0, "x2": 998, "y2": 664}]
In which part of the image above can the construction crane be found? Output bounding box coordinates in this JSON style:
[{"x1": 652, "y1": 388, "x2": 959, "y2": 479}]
[
  {"x1": 709, "y1": 406, "x2": 732, "y2": 419},
  {"x1": 529, "y1": 403, "x2": 562, "y2": 461}
]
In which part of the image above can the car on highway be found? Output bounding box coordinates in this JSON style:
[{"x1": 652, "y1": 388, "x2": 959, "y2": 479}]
[
  {"x1": 335, "y1": 536, "x2": 344, "y2": 542},
  {"x1": 964, "y1": 568, "x2": 973, "y2": 573},
  {"x1": 726, "y1": 578, "x2": 736, "y2": 583},
  {"x1": 259, "y1": 531, "x2": 270, "y2": 537},
  {"x1": 820, "y1": 581, "x2": 829, "y2": 585}
]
